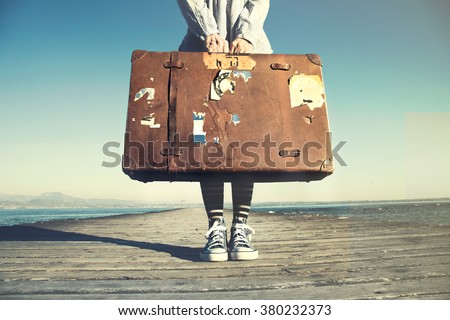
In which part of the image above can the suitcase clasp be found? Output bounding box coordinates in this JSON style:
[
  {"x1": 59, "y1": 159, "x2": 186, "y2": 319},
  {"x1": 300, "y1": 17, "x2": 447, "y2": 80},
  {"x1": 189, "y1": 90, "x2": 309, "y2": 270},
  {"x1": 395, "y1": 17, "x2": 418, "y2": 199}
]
[
  {"x1": 160, "y1": 148, "x2": 183, "y2": 157},
  {"x1": 279, "y1": 149, "x2": 301, "y2": 158}
]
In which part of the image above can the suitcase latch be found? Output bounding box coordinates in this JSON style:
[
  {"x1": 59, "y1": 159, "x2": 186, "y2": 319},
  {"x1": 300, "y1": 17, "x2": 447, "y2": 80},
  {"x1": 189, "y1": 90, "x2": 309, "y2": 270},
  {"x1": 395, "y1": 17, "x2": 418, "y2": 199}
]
[
  {"x1": 163, "y1": 61, "x2": 185, "y2": 69},
  {"x1": 160, "y1": 148, "x2": 183, "y2": 157},
  {"x1": 279, "y1": 149, "x2": 301, "y2": 158}
]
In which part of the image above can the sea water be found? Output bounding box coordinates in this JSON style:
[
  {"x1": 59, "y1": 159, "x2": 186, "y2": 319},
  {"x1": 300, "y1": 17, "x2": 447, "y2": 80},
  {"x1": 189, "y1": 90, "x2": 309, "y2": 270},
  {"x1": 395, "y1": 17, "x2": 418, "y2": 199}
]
[
  {"x1": 1, "y1": 201, "x2": 449, "y2": 227},
  {"x1": 252, "y1": 200, "x2": 450, "y2": 226},
  {"x1": 0, "y1": 207, "x2": 173, "y2": 226}
]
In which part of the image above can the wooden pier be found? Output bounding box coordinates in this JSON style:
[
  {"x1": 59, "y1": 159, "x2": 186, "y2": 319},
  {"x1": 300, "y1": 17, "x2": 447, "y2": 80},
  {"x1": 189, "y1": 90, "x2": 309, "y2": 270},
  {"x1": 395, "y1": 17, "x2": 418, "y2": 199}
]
[{"x1": 0, "y1": 208, "x2": 449, "y2": 299}]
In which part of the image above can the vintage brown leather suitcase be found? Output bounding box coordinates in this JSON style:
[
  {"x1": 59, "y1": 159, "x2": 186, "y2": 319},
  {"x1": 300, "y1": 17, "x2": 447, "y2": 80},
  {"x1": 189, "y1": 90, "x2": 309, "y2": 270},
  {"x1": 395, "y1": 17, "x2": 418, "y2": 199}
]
[{"x1": 123, "y1": 50, "x2": 333, "y2": 182}]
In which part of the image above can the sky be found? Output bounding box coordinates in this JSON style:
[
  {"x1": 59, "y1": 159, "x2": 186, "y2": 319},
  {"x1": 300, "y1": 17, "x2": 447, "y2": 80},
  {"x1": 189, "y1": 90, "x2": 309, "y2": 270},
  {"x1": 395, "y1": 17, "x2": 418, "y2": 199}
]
[{"x1": 0, "y1": 0, "x2": 449, "y2": 203}]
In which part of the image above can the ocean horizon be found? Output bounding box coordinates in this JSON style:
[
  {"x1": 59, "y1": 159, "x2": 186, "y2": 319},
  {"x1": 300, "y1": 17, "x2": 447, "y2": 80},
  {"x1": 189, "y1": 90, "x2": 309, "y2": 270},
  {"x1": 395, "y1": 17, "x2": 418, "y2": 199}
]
[{"x1": 0, "y1": 200, "x2": 449, "y2": 227}]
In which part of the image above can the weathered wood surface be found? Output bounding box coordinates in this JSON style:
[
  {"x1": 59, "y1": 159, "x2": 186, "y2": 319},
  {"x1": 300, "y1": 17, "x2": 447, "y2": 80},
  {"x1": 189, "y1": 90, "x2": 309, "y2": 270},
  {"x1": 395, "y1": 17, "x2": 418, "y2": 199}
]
[{"x1": 0, "y1": 208, "x2": 449, "y2": 299}]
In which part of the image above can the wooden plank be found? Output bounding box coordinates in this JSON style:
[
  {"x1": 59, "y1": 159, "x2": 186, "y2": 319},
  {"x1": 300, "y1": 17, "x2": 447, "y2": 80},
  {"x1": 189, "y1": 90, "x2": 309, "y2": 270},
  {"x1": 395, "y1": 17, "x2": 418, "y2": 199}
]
[
  {"x1": 0, "y1": 208, "x2": 449, "y2": 299},
  {"x1": 1, "y1": 277, "x2": 449, "y2": 300}
]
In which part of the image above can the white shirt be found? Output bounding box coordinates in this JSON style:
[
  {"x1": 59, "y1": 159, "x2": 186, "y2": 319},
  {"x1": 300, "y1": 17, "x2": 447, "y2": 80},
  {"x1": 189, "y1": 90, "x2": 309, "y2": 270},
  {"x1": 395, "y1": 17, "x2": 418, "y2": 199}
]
[{"x1": 177, "y1": 0, "x2": 272, "y2": 53}]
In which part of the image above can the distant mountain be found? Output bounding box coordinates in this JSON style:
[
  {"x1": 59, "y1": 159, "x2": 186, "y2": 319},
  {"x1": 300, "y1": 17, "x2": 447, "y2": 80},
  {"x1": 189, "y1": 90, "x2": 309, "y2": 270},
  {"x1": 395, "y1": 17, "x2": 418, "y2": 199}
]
[
  {"x1": 37, "y1": 192, "x2": 81, "y2": 201},
  {"x1": 2, "y1": 192, "x2": 448, "y2": 210},
  {"x1": 26, "y1": 192, "x2": 89, "y2": 207},
  {"x1": 0, "y1": 192, "x2": 187, "y2": 209}
]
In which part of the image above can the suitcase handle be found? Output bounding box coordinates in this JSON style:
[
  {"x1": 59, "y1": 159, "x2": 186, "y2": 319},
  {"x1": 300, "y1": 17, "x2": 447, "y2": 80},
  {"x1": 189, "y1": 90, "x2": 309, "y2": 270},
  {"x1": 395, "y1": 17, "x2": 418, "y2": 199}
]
[{"x1": 270, "y1": 63, "x2": 291, "y2": 71}]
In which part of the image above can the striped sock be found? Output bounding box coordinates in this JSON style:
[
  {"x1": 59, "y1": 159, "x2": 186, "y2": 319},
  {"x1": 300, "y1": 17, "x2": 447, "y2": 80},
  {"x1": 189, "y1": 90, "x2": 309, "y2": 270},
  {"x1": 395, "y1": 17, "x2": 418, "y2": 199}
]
[
  {"x1": 231, "y1": 180, "x2": 254, "y2": 222},
  {"x1": 200, "y1": 180, "x2": 224, "y2": 221}
]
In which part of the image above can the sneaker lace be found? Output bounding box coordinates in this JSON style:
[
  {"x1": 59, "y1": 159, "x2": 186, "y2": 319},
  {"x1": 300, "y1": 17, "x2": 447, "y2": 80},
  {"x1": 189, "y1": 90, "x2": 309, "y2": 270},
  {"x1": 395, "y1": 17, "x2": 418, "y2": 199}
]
[
  {"x1": 231, "y1": 223, "x2": 255, "y2": 248},
  {"x1": 204, "y1": 220, "x2": 227, "y2": 249}
]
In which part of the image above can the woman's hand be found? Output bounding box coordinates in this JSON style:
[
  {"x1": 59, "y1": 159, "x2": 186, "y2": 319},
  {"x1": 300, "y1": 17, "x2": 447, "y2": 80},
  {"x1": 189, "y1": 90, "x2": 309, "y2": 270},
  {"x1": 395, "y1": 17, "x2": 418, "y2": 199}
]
[
  {"x1": 205, "y1": 34, "x2": 229, "y2": 53},
  {"x1": 230, "y1": 38, "x2": 254, "y2": 54},
  {"x1": 205, "y1": 35, "x2": 254, "y2": 54}
]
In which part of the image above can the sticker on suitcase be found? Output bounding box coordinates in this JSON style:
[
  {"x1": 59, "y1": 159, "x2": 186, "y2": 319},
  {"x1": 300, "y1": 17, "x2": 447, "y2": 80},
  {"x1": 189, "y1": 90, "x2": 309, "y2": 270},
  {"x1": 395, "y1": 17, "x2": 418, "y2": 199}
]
[
  {"x1": 288, "y1": 74, "x2": 325, "y2": 110},
  {"x1": 141, "y1": 113, "x2": 161, "y2": 128},
  {"x1": 230, "y1": 114, "x2": 240, "y2": 126},
  {"x1": 232, "y1": 71, "x2": 252, "y2": 82},
  {"x1": 203, "y1": 53, "x2": 256, "y2": 70},
  {"x1": 193, "y1": 111, "x2": 207, "y2": 144},
  {"x1": 134, "y1": 88, "x2": 155, "y2": 104},
  {"x1": 210, "y1": 70, "x2": 236, "y2": 101}
]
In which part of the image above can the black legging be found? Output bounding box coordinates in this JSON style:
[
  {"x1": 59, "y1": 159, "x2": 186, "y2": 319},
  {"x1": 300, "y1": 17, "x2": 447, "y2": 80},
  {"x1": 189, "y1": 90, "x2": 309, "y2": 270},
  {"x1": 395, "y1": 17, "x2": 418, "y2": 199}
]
[{"x1": 200, "y1": 179, "x2": 254, "y2": 221}]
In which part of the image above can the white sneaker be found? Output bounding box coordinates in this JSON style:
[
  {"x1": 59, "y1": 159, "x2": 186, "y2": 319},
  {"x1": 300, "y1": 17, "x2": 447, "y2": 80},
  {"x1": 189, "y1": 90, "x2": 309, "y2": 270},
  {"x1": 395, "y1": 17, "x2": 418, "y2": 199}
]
[
  {"x1": 228, "y1": 218, "x2": 258, "y2": 261},
  {"x1": 200, "y1": 218, "x2": 228, "y2": 262}
]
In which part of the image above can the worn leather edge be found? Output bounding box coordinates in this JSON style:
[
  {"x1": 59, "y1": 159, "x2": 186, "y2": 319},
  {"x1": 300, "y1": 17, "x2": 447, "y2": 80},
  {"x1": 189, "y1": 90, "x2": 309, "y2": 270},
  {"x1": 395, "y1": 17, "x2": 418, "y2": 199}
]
[
  {"x1": 306, "y1": 54, "x2": 322, "y2": 66},
  {"x1": 131, "y1": 50, "x2": 148, "y2": 63}
]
